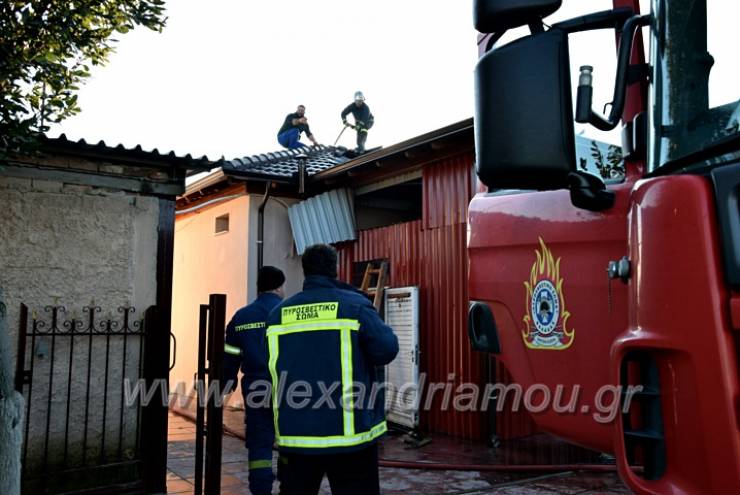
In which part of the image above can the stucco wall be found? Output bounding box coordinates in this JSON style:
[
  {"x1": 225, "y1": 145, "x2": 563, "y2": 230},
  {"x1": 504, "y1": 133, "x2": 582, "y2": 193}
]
[
  {"x1": 170, "y1": 195, "x2": 250, "y2": 407},
  {"x1": 169, "y1": 192, "x2": 303, "y2": 410},
  {"x1": 0, "y1": 175, "x2": 159, "y2": 475},
  {"x1": 247, "y1": 195, "x2": 303, "y2": 300}
]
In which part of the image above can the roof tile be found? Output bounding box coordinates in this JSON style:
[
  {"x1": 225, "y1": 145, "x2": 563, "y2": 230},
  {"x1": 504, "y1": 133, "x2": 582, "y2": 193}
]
[{"x1": 222, "y1": 145, "x2": 355, "y2": 180}]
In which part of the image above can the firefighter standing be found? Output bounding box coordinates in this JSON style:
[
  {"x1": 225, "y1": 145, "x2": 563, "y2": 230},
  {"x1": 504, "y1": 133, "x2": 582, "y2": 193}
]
[
  {"x1": 224, "y1": 266, "x2": 286, "y2": 495},
  {"x1": 341, "y1": 91, "x2": 374, "y2": 153},
  {"x1": 266, "y1": 244, "x2": 398, "y2": 495}
]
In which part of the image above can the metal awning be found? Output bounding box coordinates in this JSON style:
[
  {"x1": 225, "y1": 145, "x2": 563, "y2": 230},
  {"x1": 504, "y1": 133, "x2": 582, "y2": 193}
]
[{"x1": 288, "y1": 188, "x2": 356, "y2": 255}]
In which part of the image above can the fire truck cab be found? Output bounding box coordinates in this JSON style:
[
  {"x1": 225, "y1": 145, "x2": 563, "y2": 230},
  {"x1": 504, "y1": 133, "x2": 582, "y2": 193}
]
[{"x1": 468, "y1": 0, "x2": 740, "y2": 493}]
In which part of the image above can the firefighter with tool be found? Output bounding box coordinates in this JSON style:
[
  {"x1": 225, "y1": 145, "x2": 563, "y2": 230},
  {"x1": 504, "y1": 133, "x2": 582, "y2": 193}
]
[
  {"x1": 266, "y1": 244, "x2": 398, "y2": 495},
  {"x1": 340, "y1": 91, "x2": 374, "y2": 153},
  {"x1": 223, "y1": 266, "x2": 286, "y2": 495}
]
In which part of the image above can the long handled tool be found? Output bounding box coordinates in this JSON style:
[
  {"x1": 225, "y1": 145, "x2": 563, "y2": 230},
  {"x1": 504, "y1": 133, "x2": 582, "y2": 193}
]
[{"x1": 333, "y1": 122, "x2": 355, "y2": 146}]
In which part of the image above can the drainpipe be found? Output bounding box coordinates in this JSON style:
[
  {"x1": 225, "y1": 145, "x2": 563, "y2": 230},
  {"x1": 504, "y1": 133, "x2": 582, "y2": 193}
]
[
  {"x1": 257, "y1": 181, "x2": 273, "y2": 270},
  {"x1": 296, "y1": 153, "x2": 308, "y2": 195}
]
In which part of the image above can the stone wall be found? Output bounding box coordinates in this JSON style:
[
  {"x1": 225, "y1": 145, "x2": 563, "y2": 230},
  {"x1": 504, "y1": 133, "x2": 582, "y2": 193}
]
[{"x1": 0, "y1": 174, "x2": 159, "y2": 478}]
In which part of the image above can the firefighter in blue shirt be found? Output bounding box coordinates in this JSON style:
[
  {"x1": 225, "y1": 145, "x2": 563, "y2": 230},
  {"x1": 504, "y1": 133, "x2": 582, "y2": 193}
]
[
  {"x1": 265, "y1": 244, "x2": 399, "y2": 495},
  {"x1": 224, "y1": 266, "x2": 286, "y2": 495}
]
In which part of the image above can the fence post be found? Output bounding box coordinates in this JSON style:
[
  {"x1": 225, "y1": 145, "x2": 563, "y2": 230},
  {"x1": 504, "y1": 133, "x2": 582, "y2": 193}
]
[
  {"x1": 141, "y1": 305, "x2": 168, "y2": 493},
  {"x1": 0, "y1": 289, "x2": 25, "y2": 495},
  {"x1": 204, "y1": 294, "x2": 226, "y2": 495},
  {"x1": 194, "y1": 304, "x2": 209, "y2": 495}
]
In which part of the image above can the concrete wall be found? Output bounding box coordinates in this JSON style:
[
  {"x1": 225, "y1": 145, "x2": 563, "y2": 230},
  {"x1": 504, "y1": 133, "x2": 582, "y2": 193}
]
[
  {"x1": 0, "y1": 175, "x2": 159, "y2": 476},
  {"x1": 170, "y1": 195, "x2": 250, "y2": 407}
]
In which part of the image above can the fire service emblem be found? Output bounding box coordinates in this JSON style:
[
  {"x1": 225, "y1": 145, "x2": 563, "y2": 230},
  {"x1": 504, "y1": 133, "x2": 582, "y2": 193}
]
[{"x1": 522, "y1": 238, "x2": 574, "y2": 350}]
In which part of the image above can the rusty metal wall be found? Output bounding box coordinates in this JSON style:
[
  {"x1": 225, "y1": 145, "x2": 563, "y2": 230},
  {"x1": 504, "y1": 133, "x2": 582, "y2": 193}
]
[
  {"x1": 338, "y1": 152, "x2": 543, "y2": 441},
  {"x1": 338, "y1": 153, "x2": 485, "y2": 439},
  {"x1": 338, "y1": 220, "x2": 487, "y2": 440},
  {"x1": 494, "y1": 361, "x2": 540, "y2": 439},
  {"x1": 422, "y1": 152, "x2": 475, "y2": 229}
]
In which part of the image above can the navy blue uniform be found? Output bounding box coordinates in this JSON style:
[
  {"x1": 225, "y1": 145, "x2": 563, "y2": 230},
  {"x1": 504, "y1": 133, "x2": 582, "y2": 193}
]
[
  {"x1": 224, "y1": 292, "x2": 282, "y2": 495},
  {"x1": 341, "y1": 102, "x2": 374, "y2": 151},
  {"x1": 265, "y1": 275, "x2": 398, "y2": 494}
]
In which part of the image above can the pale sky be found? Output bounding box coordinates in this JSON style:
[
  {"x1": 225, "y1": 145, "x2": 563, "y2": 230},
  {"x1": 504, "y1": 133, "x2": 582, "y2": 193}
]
[
  {"x1": 49, "y1": 0, "x2": 735, "y2": 163},
  {"x1": 50, "y1": 0, "x2": 479, "y2": 160}
]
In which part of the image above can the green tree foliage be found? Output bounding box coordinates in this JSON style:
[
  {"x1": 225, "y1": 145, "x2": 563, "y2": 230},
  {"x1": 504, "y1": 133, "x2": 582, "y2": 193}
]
[
  {"x1": 0, "y1": 1, "x2": 167, "y2": 158},
  {"x1": 588, "y1": 139, "x2": 624, "y2": 179}
]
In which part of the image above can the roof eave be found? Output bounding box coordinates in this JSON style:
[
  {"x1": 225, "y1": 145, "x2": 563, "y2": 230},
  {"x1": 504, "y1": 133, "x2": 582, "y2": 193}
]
[{"x1": 311, "y1": 118, "x2": 473, "y2": 182}]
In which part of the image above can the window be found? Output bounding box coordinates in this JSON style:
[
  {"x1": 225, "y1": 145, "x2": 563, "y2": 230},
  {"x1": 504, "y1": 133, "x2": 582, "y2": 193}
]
[
  {"x1": 215, "y1": 214, "x2": 229, "y2": 234},
  {"x1": 651, "y1": 0, "x2": 740, "y2": 170}
]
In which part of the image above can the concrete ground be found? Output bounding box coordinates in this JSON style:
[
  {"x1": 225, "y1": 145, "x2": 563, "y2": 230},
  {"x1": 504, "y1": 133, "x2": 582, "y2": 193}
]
[{"x1": 166, "y1": 411, "x2": 631, "y2": 494}]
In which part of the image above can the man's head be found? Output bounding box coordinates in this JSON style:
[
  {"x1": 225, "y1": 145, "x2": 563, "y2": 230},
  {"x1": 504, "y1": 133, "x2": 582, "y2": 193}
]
[
  {"x1": 296, "y1": 105, "x2": 306, "y2": 116},
  {"x1": 354, "y1": 91, "x2": 365, "y2": 107},
  {"x1": 301, "y1": 244, "x2": 338, "y2": 279},
  {"x1": 258, "y1": 266, "x2": 286, "y2": 298}
]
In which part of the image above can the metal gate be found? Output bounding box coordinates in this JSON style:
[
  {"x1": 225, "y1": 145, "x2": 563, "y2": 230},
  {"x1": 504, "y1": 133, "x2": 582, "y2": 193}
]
[
  {"x1": 193, "y1": 294, "x2": 226, "y2": 495},
  {"x1": 15, "y1": 304, "x2": 157, "y2": 494}
]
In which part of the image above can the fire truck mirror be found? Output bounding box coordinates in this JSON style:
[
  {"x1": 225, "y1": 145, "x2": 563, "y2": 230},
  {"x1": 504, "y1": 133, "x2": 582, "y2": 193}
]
[
  {"x1": 468, "y1": 301, "x2": 501, "y2": 354},
  {"x1": 474, "y1": 28, "x2": 576, "y2": 191},
  {"x1": 474, "y1": 0, "x2": 562, "y2": 34}
]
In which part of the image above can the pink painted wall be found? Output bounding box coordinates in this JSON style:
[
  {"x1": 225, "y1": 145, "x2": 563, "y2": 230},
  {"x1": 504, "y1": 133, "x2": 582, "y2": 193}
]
[{"x1": 170, "y1": 195, "x2": 250, "y2": 405}]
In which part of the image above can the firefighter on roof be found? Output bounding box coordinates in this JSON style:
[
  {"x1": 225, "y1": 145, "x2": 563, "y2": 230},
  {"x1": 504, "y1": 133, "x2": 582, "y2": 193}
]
[
  {"x1": 277, "y1": 104, "x2": 319, "y2": 149},
  {"x1": 341, "y1": 91, "x2": 375, "y2": 153}
]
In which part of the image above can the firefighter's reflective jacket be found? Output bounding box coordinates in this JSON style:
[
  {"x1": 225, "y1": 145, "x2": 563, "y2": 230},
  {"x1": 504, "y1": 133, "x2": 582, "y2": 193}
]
[
  {"x1": 224, "y1": 292, "x2": 283, "y2": 394},
  {"x1": 265, "y1": 275, "x2": 399, "y2": 454}
]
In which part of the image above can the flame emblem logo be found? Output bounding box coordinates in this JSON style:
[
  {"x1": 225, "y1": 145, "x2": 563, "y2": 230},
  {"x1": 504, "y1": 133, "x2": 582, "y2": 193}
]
[{"x1": 523, "y1": 238, "x2": 574, "y2": 350}]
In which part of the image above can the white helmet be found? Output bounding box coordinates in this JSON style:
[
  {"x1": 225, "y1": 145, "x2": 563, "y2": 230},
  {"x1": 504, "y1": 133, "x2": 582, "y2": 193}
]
[{"x1": 354, "y1": 91, "x2": 365, "y2": 101}]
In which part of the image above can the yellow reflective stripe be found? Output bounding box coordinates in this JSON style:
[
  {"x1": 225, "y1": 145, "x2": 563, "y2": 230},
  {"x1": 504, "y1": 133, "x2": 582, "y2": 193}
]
[
  {"x1": 266, "y1": 319, "x2": 360, "y2": 336},
  {"x1": 224, "y1": 343, "x2": 242, "y2": 356},
  {"x1": 281, "y1": 302, "x2": 339, "y2": 323},
  {"x1": 249, "y1": 459, "x2": 272, "y2": 469},
  {"x1": 268, "y1": 317, "x2": 364, "y2": 447},
  {"x1": 340, "y1": 328, "x2": 354, "y2": 436},
  {"x1": 277, "y1": 421, "x2": 387, "y2": 449},
  {"x1": 267, "y1": 334, "x2": 280, "y2": 437}
]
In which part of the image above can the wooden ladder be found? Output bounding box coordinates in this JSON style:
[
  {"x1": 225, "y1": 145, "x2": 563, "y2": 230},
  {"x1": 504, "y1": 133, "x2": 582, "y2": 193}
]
[{"x1": 360, "y1": 261, "x2": 389, "y2": 311}]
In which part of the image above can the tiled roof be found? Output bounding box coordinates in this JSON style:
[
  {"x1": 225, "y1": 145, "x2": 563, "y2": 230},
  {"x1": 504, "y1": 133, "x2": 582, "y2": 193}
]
[
  {"x1": 221, "y1": 145, "x2": 368, "y2": 181},
  {"x1": 42, "y1": 134, "x2": 215, "y2": 171}
]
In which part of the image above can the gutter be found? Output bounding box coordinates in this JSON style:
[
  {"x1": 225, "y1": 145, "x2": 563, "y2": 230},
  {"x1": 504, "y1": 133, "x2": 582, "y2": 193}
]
[
  {"x1": 257, "y1": 181, "x2": 273, "y2": 270},
  {"x1": 175, "y1": 194, "x2": 243, "y2": 215}
]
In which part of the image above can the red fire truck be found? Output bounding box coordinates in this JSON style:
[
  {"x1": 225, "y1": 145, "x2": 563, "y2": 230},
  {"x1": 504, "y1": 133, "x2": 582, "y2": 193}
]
[{"x1": 468, "y1": 0, "x2": 740, "y2": 493}]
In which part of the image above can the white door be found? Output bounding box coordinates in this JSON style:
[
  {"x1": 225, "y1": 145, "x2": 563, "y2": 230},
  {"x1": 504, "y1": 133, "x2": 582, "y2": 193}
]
[{"x1": 384, "y1": 286, "x2": 420, "y2": 429}]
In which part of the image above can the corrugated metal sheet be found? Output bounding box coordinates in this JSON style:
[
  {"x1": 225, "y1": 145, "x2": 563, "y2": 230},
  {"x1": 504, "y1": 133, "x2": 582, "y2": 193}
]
[
  {"x1": 288, "y1": 188, "x2": 356, "y2": 254},
  {"x1": 338, "y1": 220, "x2": 485, "y2": 440},
  {"x1": 337, "y1": 152, "x2": 542, "y2": 442},
  {"x1": 423, "y1": 152, "x2": 475, "y2": 229},
  {"x1": 336, "y1": 152, "x2": 484, "y2": 440},
  {"x1": 494, "y1": 361, "x2": 540, "y2": 439}
]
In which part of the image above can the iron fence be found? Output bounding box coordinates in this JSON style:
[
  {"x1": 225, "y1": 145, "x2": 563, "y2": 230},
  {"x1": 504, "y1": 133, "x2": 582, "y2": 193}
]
[{"x1": 15, "y1": 304, "x2": 152, "y2": 494}]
